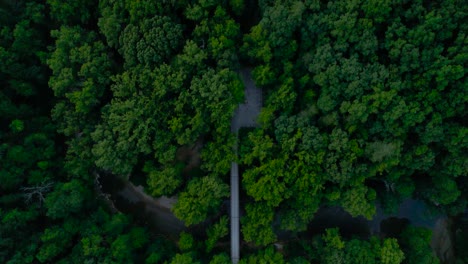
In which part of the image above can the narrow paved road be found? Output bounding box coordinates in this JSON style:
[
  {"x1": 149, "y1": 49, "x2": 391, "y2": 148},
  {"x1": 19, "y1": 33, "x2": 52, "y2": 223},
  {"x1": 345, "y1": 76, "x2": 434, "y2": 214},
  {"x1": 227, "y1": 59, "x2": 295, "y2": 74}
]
[{"x1": 230, "y1": 69, "x2": 262, "y2": 263}]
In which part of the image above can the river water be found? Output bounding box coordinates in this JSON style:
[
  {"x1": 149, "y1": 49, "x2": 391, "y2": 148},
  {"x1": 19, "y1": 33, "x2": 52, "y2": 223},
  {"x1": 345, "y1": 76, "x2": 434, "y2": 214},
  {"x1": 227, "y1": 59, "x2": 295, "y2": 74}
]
[
  {"x1": 301, "y1": 199, "x2": 443, "y2": 239},
  {"x1": 99, "y1": 172, "x2": 186, "y2": 238},
  {"x1": 100, "y1": 166, "x2": 453, "y2": 262}
]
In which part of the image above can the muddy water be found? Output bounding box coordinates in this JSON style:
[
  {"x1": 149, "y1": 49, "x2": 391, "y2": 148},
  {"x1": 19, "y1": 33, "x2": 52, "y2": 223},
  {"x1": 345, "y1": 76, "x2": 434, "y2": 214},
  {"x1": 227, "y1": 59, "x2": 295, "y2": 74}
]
[
  {"x1": 100, "y1": 174, "x2": 453, "y2": 262},
  {"x1": 99, "y1": 172, "x2": 186, "y2": 237},
  {"x1": 302, "y1": 199, "x2": 446, "y2": 237},
  {"x1": 295, "y1": 199, "x2": 452, "y2": 262},
  {"x1": 117, "y1": 183, "x2": 185, "y2": 234},
  {"x1": 369, "y1": 199, "x2": 441, "y2": 234}
]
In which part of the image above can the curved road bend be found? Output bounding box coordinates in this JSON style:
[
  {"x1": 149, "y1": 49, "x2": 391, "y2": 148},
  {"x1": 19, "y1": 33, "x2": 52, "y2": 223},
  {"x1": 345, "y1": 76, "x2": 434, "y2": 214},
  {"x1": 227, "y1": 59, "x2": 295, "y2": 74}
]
[{"x1": 230, "y1": 69, "x2": 262, "y2": 263}]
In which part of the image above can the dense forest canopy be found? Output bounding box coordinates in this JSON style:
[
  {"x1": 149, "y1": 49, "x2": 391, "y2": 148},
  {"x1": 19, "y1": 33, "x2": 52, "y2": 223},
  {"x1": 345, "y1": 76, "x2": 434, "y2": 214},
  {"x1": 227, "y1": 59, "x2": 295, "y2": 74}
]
[{"x1": 0, "y1": 0, "x2": 466, "y2": 263}]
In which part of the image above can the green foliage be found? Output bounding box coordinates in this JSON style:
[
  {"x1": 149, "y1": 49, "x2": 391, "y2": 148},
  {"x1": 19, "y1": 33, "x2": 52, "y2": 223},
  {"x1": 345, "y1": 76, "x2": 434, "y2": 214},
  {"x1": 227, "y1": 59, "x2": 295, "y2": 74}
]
[
  {"x1": 242, "y1": 0, "x2": 305, "y2": 64},
  {"x1": 321, "y1": 236, "x2": 346, "y2": 263},
  {"x1": 362, "y1": 0, "x2": 392, "y2": 23},
  {"x1": 169, "y1": 253, "x2": 201, "y2": 264},
  {"x1": 322, "y1": 228, "x2": 345, "y2": 250},
  {"x1": 78, "y1": 211, "x2": 155, "y2": 263},
  {"x1": 344, "y1": 239, "x2": 377, "y2": 264},
  {"x1": 91, "y1": 63, "x2": 177, "y2": 175},
  {"x1": 189, "y1": 4, "x2": 242, "y2": 68},
  {"x1": 145, "y1": 236, "x2": 178, "y2": 264},
  {"x1": 399, "y1": 226, "x2": 440, "y2": 264},
  {"x1": 46, "y1": 0, "x2": 94, "y2": 25},
  {"x1": 1, "y1": 0, "x2": 466, "y2": 262},
  {"x1": 172, "y1": 176, "x2": 229, "y2": 226},
  {"x1": 239, "y1": 246, "x2": 285, "y2": 264},
  {"x1": 129, "y1": 227, "x2": 149, "y2": 249},
  {"x1": 174, "y1": 40, "x2": 208, "y2": 75},
  {"x1": 110, "y1": 234, "x2": 134, "y2": 262},
  {"x1": 119, "y1": 16, "x2": 183, "y2": 68},
  {"x1": 201, "y1": 134, "x2": 237, "y2": 177},
  {"x1": 98, "y1": 0, "x2": 126, "y2": 49},
  {"x1": 1, "y1": 128, "x2": 57, "y2": 191},
  {"x1": 179, "y1": 232, "x2": 195, "y2": 251},
  {"x1": 176, "y1": 68, "x2": 240, "y2": 143},
  {"x1": 9, "y1": 119, "x2": 24, "y2": 133},
  {"x1": 380, "y1": 238, "x2": 405, "y2": 264},
  {"x1": 206, "y1": 216, "x2": 229, "y2": 252},
  {"x1": 241, "y1": 202, "x2": 276, "y2": 246},
  {"x1": 1, "y1": 2, "x2": 186, "y2": 263},
  {"x1": 303, "y1": 228, "x2": 405, "y2": 264},
  {"x1": 243, "y1": 157, "x2": 291, "y2": 206},
  {"x1": 48, "y1": 26, "x2": 111, "y2": 136},
  {"x1": 238, "y1": 0, "x2": 467, "y2": 250},
  {"x1": 36, "y1": 224, "x2": 75, "y2": 263},
  {"x1": 210, "y1": 253, "x2": 231, "y2": 264},
  {"x1": 45, "y1": 180, "x2": 91, "y2": 219},
  {"x1": 341, "y1": 186, "x2": 377, "y2": 220},
  {"x1": 229, "y1": 0, "x2": 245, "y2": 16},
  {"x1": 144, "y1": 161, "x2": 184, "y2": 197}
]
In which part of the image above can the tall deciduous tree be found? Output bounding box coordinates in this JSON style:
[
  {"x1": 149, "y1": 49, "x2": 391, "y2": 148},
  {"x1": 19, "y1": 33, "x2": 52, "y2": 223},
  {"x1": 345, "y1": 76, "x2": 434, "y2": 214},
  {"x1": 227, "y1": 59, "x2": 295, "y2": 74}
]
[{"x1": 172, "y1": 176, "x2": 229, "y2": 226}]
